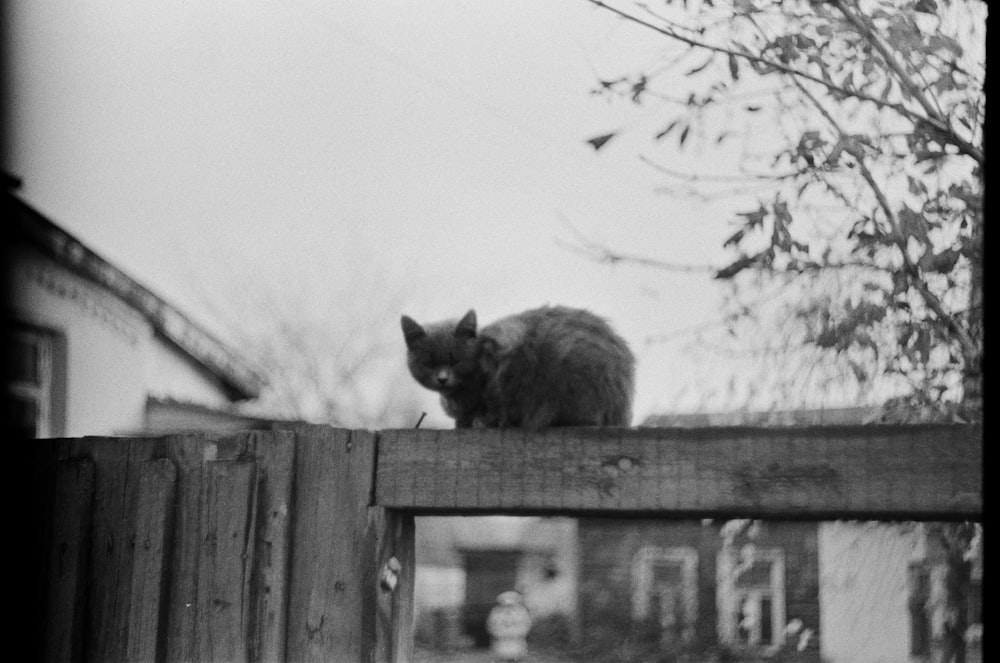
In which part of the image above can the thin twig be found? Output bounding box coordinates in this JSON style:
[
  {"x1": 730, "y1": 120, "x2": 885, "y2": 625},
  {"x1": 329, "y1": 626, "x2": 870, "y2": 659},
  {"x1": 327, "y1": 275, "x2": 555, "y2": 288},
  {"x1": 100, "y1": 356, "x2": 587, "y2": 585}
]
[{"x1": 556, "y1": 217, "x2": 718, "y2": 273}]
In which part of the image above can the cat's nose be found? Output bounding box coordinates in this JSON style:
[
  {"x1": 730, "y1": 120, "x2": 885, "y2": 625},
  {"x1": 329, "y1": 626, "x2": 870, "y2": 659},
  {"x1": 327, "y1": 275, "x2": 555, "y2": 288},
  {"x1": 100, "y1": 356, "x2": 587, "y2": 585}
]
[{"x1": 436, "y1": 375, "x2": 449, "y2": 385}]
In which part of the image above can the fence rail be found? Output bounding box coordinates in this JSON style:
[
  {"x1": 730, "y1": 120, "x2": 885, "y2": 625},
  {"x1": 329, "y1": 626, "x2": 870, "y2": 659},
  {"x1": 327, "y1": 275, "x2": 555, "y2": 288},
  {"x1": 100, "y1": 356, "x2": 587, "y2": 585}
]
[{"x1": 27, "y1": 423, "x2": 981, "y2": 663}]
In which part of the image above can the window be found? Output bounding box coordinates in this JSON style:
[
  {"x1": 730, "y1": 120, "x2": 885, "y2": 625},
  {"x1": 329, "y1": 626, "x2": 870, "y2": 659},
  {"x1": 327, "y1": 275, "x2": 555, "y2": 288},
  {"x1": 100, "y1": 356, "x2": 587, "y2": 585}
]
[
  {"x1": 631, "y1": 546, "x2": 699, "y2": 644},
  {"x1": 5, "y1": 326, "x2": 61, "y2": 439},
  {"x1": 717, "y1": 546, "x2": 786, "y2": 648}
]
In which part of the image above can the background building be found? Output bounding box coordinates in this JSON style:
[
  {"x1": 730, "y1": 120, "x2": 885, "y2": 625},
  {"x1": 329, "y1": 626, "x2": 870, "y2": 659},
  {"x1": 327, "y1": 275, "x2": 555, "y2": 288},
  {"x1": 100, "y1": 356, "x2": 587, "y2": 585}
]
[{"x1": 4, "y1": 181, "x2": 271, "y2": 438}]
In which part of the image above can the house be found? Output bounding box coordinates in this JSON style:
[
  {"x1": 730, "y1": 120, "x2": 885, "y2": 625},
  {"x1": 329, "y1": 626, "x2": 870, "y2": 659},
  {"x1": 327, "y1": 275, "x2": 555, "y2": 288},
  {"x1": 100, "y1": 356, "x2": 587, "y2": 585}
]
[
  {"x1": 578, "y1": 517, "x2": 820, "y2": 658},
  {"x1": 569, "y1": 409, "x2": 982, "y2": 662},
  {"x1": 3, "y1": 179, "x2": 270, "y2": 438}
]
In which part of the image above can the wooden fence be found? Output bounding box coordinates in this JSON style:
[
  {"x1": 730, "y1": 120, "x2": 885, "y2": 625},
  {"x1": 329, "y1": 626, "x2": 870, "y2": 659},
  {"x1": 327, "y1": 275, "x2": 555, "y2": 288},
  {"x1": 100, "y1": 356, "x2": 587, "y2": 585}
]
[{"x1": 26, "y1": 424, "x2": 981, "y2": 663}]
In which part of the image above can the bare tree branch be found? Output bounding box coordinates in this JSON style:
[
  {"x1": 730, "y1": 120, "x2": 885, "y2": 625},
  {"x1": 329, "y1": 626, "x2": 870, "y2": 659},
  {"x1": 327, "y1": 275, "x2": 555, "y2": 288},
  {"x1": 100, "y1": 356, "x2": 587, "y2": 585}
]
[{"x1": 556, "y1": 216, "x2": 719, "y2": 273}]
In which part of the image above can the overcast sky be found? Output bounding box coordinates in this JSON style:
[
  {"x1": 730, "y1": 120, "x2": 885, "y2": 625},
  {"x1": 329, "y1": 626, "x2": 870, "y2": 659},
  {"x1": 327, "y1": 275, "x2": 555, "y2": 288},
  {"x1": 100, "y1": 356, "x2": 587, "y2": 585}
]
[{"x1": 5, "y1": 0, "x2": 763, "y2": 424}]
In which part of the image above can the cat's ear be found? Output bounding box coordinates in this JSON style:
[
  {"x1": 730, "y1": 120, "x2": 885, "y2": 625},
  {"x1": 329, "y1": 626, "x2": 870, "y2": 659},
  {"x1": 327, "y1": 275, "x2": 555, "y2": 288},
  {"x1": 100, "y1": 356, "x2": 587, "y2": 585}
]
[
  {"x1": 455, "y1": 310, "x2": 477, "y2": 338},
  {"x1": 401, "y1": 315, "x2": 426, "y2": 347}
]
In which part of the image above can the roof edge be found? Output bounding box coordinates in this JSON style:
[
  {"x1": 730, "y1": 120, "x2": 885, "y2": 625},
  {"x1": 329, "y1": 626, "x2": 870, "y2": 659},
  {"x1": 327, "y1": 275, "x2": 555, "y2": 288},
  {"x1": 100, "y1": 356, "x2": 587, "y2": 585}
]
[{"x1": 9, "y1": 191, "x2": 266, "y2": 400}]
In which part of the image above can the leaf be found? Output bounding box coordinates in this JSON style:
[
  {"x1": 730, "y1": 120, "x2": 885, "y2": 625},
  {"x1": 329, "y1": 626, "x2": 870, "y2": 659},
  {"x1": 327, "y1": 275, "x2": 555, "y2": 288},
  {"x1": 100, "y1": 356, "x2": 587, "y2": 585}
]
[
  {"x1": 907, "y1": 176, "x2": 928, "y2": 197},
  {"x1": 586, "y1": 132, "x2": 617, "y2": 151},
  {"x1": 926, "y1": 248, "x2": 960, "y2": 274},
  {"x1": 745, "y1": 105, "x2": 762, "y2": 112},
  {"x1": 736, "y1": 204, "x2": 768, "y2": 229},
  {"x1": 679, "y1": 125, "x2": 690, "y2": 147},
  {"x1": 631, "y1": 75, "x2": 648, "y2": 103},
  {"x1": 848, "y1": 359, "x2": 868, "y2": 384},
  {"x1": 898, "y1": 206, "x2": 929, "y2": 243},
  {"x1": 914, "y1": 0, "x2": 938, "y2": 13},
  {"x1": 715, "y1": 253, "x2": 757, "y2": 279},
  {"x1": 724, "y1": 227, "x2": 748, "y2": 248},
  {"x1": 728, "y1": 54, "x2": 740, "y2": 81},
  {"x1": 655, "y1": 120, "x2": 682, "y2": 141}
]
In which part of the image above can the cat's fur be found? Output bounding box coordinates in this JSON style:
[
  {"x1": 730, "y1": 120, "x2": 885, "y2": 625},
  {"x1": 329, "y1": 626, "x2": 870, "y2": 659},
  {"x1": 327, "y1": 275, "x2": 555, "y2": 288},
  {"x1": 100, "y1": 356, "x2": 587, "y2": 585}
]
[{"x1": 401, "y1": 305, "x2": 635, "y2": 430}]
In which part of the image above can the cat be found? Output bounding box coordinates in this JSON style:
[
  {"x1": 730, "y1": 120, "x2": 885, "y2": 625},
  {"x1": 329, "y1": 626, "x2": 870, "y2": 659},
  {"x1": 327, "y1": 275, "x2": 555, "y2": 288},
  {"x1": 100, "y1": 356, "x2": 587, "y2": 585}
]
[{"x1": 401, "y1": 305, "x2": 635, "y2": 430}]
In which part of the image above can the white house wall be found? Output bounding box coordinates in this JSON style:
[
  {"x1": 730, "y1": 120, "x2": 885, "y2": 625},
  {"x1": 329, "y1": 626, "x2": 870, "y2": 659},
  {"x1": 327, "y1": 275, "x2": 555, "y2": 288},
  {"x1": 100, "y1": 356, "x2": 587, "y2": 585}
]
[
  {"x1": 145, "y1": 334, "x2": 236, "y2": 410},
  {"x1": 10, "y1": 245, "x2": 240, "y2": 435},
  {"x1": 818, "y1": 521, "x2": 924, "y2": 663}
]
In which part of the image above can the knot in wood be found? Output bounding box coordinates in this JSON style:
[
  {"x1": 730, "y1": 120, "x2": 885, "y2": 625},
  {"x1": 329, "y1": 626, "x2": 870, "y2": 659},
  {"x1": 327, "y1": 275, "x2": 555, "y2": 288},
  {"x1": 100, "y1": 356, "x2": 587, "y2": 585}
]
[{"x1": 601, "y1": 455, "x2": 639, "y2": 477}]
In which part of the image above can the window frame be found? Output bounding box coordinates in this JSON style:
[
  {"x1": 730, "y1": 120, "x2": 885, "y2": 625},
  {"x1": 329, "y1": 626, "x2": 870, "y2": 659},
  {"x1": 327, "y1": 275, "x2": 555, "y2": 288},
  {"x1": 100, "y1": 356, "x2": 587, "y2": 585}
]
[
  {"x1": 716, "y1": 546, "x2": 786, "y2": 650},
  {"x1": 631, "y1": 545, "x2": 700, "y2": 643},
  {"x1": 5, "y1": 324, "x2": 66, "y2": 438}
]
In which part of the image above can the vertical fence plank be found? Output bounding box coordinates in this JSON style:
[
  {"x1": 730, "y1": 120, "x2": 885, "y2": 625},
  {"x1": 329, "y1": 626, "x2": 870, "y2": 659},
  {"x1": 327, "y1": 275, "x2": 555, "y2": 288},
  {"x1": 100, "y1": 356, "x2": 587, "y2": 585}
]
[
  {"x1": 285, "y1": 425, "x2": 378, "y2": 663},
  {"x1": 71, "y1": 438, "x2": 131, "y2": 663},
  {"x1": 369, "y1": 509, "x2": 415, "y2": 663},
  {"x1": 41, "y1": 458, "x2": 95, "y2": 663},
  {"x1": 158, "y1": 435, "x2": 211, "y2": 663},
  {"x1": 247, "y1": 430, "x2": 296, "y2": 663},
  {"x1": 126, "y1": 458, "x2": 178, "y2": 663},
  {"x1": 196, "y1": 460, "x2": 259, "y2": 663},
  {"x1": 65, "y1": 437, "x2": 158, "y2": 663}
]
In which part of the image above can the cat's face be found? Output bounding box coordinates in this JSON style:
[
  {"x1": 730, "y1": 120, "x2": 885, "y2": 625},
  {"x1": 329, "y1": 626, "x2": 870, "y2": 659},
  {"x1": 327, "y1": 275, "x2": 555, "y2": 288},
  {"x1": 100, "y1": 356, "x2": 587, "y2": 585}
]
[{"x1": 401, "y1": 310, "x2": 480, "y2": 394}]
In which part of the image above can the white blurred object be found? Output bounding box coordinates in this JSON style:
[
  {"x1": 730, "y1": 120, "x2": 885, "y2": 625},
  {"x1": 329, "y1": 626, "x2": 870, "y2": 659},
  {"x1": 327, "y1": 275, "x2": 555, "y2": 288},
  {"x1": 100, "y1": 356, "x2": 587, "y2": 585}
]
[{"x1": 486, "y1": 590, "x2": 532, "y2": 661}]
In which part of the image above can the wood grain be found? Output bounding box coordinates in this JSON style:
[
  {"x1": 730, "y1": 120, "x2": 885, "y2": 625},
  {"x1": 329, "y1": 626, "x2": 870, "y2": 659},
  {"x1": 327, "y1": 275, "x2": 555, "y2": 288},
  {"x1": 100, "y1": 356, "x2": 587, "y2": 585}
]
[
  {"x1": 196, "y1": 460, "x2": 258, "y2": 663},
  {"x1": 126, "y1": 458, "x2": 177, "y2": 663},
  {"x1": 375, "y1": 425, "x2": 982, "y2": 519},
  {"x1": 284, "y1": 425, "x2": 380, "y2": 663}
]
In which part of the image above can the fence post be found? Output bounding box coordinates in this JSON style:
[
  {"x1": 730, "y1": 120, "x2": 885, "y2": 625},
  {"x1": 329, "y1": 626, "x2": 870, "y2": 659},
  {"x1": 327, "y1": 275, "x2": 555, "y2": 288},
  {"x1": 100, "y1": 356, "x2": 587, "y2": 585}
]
[{"x1": 284, "y1": 425, "x2": 415, "y2": 663}]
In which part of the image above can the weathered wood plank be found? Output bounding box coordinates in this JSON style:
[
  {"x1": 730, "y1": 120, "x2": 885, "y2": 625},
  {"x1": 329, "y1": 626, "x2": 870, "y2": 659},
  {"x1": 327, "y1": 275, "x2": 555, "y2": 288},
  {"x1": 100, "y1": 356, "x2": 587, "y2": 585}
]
[
  {"x1": 369, "y1": 509, "x2": 415, "y2": 663},
  {"x1": 284, "y1": 425, "x2": 379, "y2": 663},
  {"x1": 246, "y1": 430, "x2": 296, "y2": 663},
  {"x1": 375, "y1": 425, "x2": 982, "y2": 519},
  {"x1": 153, "y1": 432, "x2": 257, "y2": 663},
  {"x1": 59, "y1": 437, "x2": 157, "y2": 663},
  {"x1": 126, "y1": 458, "x2": 178, "y2": 663},
  {"x1": 156, "y1": 435, "x2": 212, "y2": 663},
  {"x1": 196, "y1": 460, "x2": 258, "y2": 663},
  {"x1": 41, "y1": 458, "x2": 95, "y2": 663}
]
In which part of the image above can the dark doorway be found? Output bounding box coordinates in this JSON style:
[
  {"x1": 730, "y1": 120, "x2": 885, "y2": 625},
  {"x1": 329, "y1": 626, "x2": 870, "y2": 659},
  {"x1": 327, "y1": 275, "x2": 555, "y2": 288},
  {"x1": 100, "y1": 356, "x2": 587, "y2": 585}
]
[{"x1": 463, "y1": 550, "x2": 521, "y2": 647}]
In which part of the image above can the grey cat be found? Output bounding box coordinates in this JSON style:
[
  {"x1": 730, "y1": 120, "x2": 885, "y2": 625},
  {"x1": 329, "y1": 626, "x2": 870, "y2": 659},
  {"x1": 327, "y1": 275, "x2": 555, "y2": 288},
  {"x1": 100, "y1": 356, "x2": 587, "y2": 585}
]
[{"x1": 401, "y1": 305, "x2": 635, "y2": 430}]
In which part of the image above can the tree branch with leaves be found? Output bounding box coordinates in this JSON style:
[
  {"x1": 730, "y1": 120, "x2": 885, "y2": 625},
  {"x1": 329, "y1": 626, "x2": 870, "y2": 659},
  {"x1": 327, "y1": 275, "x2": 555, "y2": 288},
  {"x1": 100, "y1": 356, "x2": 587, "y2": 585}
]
[{"x1": 581, "y1": 0, "x2": 983, "y2": 420}]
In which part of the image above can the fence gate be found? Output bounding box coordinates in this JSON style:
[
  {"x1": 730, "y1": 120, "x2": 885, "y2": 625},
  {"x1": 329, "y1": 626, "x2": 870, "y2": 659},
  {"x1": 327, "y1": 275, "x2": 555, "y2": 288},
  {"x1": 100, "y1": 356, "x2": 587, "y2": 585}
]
[{"x1": 26, "y1": 423, "x2": 981, "y2": 662}]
